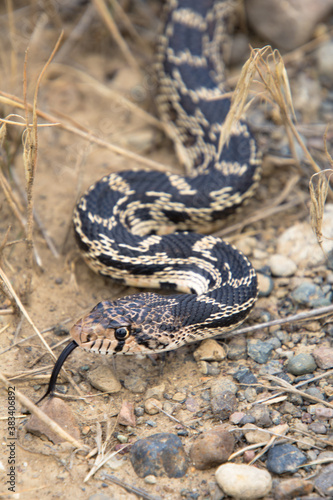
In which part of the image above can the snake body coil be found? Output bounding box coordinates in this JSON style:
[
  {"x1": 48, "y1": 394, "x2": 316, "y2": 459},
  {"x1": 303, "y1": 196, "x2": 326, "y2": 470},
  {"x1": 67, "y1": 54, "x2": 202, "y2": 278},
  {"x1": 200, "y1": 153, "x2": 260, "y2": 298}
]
[{"x1": 40, "y1": 0, "x2": 261, "y2": 401}]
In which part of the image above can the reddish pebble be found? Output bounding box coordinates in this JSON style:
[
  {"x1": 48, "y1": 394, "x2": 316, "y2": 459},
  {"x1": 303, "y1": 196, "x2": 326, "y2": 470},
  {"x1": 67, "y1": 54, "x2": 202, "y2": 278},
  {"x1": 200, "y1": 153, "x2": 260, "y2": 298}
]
[
  {"x1": 229, "y1": 412, "x2": 245, "y2": 425},
  {"x1": 190, "y1": 425, "x2": 234, "y2": 470},
  {"x1": 315, "y1": 407, "x2": 333, "y2": 420},
  {"x1": 243, "y1": 450, "x2": 256, "y2": 463},
  {"x1": 312, "y1": 347, "x2": 333, "y2": 369},
  {"x1": 274, "y1": 477, "x2": 313, "y2": 499},
  {"x1": 118, "y1": 400, "x2": 136, "y2": 426}
]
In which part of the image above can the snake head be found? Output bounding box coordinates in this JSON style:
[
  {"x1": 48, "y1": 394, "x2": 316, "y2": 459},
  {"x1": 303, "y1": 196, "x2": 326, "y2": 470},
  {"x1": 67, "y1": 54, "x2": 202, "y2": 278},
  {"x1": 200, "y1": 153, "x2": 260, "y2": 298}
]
[{"x1": 70, "y1": 296, "x2": 180, "y2": 355}]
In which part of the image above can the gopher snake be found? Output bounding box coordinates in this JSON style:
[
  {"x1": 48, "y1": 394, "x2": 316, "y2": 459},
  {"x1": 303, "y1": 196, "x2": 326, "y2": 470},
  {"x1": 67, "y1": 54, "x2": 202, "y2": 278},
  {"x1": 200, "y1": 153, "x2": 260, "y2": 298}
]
[{"x1": 39, "y1": 0, "x2": 261, "y2": 401}]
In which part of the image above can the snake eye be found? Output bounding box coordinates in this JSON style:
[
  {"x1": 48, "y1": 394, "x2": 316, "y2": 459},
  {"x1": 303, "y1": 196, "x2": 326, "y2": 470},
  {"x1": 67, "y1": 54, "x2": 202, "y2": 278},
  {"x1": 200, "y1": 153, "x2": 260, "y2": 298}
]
[{"x1": 114, "y1": 327, "x2": 130, "y2": 341}]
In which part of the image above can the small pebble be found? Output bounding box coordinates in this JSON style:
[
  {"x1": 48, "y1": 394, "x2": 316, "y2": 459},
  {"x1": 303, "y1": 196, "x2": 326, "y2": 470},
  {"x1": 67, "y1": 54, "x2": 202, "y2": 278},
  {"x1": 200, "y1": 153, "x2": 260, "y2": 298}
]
[
  {"x1": 144, "y1": 398, "x2": 162, "y2": 415},
  {"x1": 304, "y1": 386, "x2": 324, "y2": 401},
  {"x1": 291, "y1": 282, "x2": 331, "y2": 307},
  {"x1": 287, "y1": 353, "x2": 317, "y2": 375},
  {"x1": 268, "y1": 254, "x2": 296, "y2": 277},
  {"x1": 227, "y1": 339, "x2": 247, "y2": 360},
  {"x1": 190, "y1": 426, "x2": 234, "y2": 470},
  {"x1": 211, "y1": 390, "x2": 237, "y2": 420},
  {"x1": 173, "y1": 392, "x2": 186, "y2": 402},
  {"x1": 193, "y1": 339, "x2": 226, "y2": 361},
  {"x1": 215, "y1": 463, "x2": 272, "y2": 499},
  {"x1": 144, "y1": 474, "x2": 157, "y2": 485},
  {"x1": 250, "y1": 406, "x2": 272, "y2": 427},
  {"x1": 266, "y1": 443, "x2": 307, "y2": 474},
  {"x1": 26, "y1": 398, "x2": 80, "y2": 444},
  {"x1": 314, "y1": 463, "x2": 333, "y2": 497},
  {"x1": 123, "y1": 374, "x2": 147, "y2": 393},
  {"x1": 87, "y1": 365, "x2": 121, "y2": 393},
  {"x1": 257, "y1": 272, "x2": 274, "y2": 297},
  {"x1": 233, "y1": 367, "x2": 257, "y2": 386},
  {"x1": 145, "y1": 383, "x2": 165, "y2": 400},
  {"x1": 229, "y1": 412, "x2": 246, "y2": 425},
  {"x1": 118, "y1": 401, "x2": 136, "y2": 427},
  {"x1": 129, "y1": 433, "x2": 188, "y2": 478},
  {"x1": 312, "y1": 347, "x2": 333, "y2": 369},
  {"x1": 211, "y1": 376, "x2": 238, "y2": 396},
  {"x1": 273, "y1": 477, "x2": 314, "y2": 500},
  {"x1": 308, "y1": 422, "x2": 327, "y2": 434},
  {"x1": 314, "y1": 407, "x2": 333, "y2": 419},
  {"x1": 243, "y1": 424, "x2": 269, "y2": 444},
  {"x1": 247, "y1": 339, "x2": 274, "y2": 364}
]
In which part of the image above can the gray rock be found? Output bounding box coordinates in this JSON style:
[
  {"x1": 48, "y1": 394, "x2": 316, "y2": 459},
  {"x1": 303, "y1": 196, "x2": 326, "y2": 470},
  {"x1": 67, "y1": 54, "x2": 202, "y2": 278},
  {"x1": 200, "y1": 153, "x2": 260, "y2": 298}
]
[
  {"x1": 233, "y1": 367, "x2": 257, "y2": 386},
  {"x1": 216, "y1": 463, "x2": 272, "y2": 499},
  {"x1": 211, "y1": 377, "x2": 238, "y2": 396},
  {"x1": 287, "y1": 353, "x2": 317, "y2": 375},
  {"x1": 308, "y1": 422, "x2": 327, "y2": 434},
  {"x1": 314, "y1": 463, "x2": 333, "y2": 497},
  {"x1": 291, "y1": 282, "x2": 331, "y2": 307},
  {"x1": 266, "y1": 444, "x2": 307, "y2": 474},
  {"x1": 130, "y1": 433, "x2": 187, "y2": 478},
  {"x1": 250, "y1": 406, "x2": 272, "y2": 427},
  {"x1": 123, "y1": 374, "x2": 147, "y2": 393},
  {"x1": 245, "y1": 0, "x2": 333, "y2": 51},
  {"x1": 268, "y1": 254, "x2": 296, "y2": 277},
  {"x1": 227, "y1": 339, "x2": 247, "y2": 360},
  {"x1": 211, "y1": 391, "x2": 237, "y2": 420},
  {"x1": 247, "y1": 339, "x2": 274, "y2": 364},
  {"x1": 304, "y1": 387, "x2": 324, "y2": 401},
  {"x1": 259, "y1": 360, "x2": 284, "y2": 376}
]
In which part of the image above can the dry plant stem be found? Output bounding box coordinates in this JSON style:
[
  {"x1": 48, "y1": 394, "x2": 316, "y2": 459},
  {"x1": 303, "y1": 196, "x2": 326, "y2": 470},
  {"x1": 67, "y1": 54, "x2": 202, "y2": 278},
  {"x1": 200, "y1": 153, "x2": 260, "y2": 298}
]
[
  {"x1": 0, "y1": 371, "x2": 84, "y2": 449},
  {"x1": 265, "y1": 375, "x2": 333, "y2": 410},
  {"x1": 151, "y1": 402, "x2": 193, "y2": 430},
  {"x1": 92, "y1": 0, "x2": 139, "y2": 70},
  {"x1": 101, "y1": 473, "x2": 162, "y2": 500},
  {"x1": 10, "y1": 168, "x2": 59, "y2": 258},
  {"x1": 223, "y1": 303, "x2": 333, "y2": 338},
  {"x1": 23, "y1": 32, "x2": 64, "y2": 295},
  {"x1": 0, "y1": 91, "x2": 175, "y2": 174}
]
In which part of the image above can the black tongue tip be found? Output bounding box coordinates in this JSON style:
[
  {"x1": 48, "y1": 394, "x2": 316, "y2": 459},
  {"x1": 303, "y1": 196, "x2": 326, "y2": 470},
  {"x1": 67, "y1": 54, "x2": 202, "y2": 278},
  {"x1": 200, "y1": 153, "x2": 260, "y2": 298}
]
[{"x1": 36, "y1": 340, "x2": 79, "y2": 405}]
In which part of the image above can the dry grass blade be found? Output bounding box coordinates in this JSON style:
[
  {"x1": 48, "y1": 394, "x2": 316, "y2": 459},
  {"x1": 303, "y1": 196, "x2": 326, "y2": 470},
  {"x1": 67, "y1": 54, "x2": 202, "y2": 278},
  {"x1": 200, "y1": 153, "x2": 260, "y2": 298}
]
[
  {"x1": 92, "y1": 0, "x2": 139, "y2": 70},
  {"x1": 101, "y1": 473, "x2": 162, "y2": 500},
  {"x1": 309, "y1": 169, "x2": 332, "y2": 251},
  {"x1": 0, "y1": 371, "x2": 84, "y2": 449},
  {"x1": 223, "y1": 303, "x2": 333, "y2": 338},
  {"x1": 254, "y1": 47, "x2": 320, "y2": 173},
  {"x1": 218, "y1": 47, "x2": 264, "y2": 156},
  {"x1": 265, "y1": 375, "x2": 333, "y2": 410}
]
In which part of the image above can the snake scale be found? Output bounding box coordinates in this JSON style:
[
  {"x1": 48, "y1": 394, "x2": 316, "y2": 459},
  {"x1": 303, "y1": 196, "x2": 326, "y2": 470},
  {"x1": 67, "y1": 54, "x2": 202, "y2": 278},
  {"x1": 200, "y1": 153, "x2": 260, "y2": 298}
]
[{"x1": 39, "y1": 0, "x2": 261, "y2": 402}]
